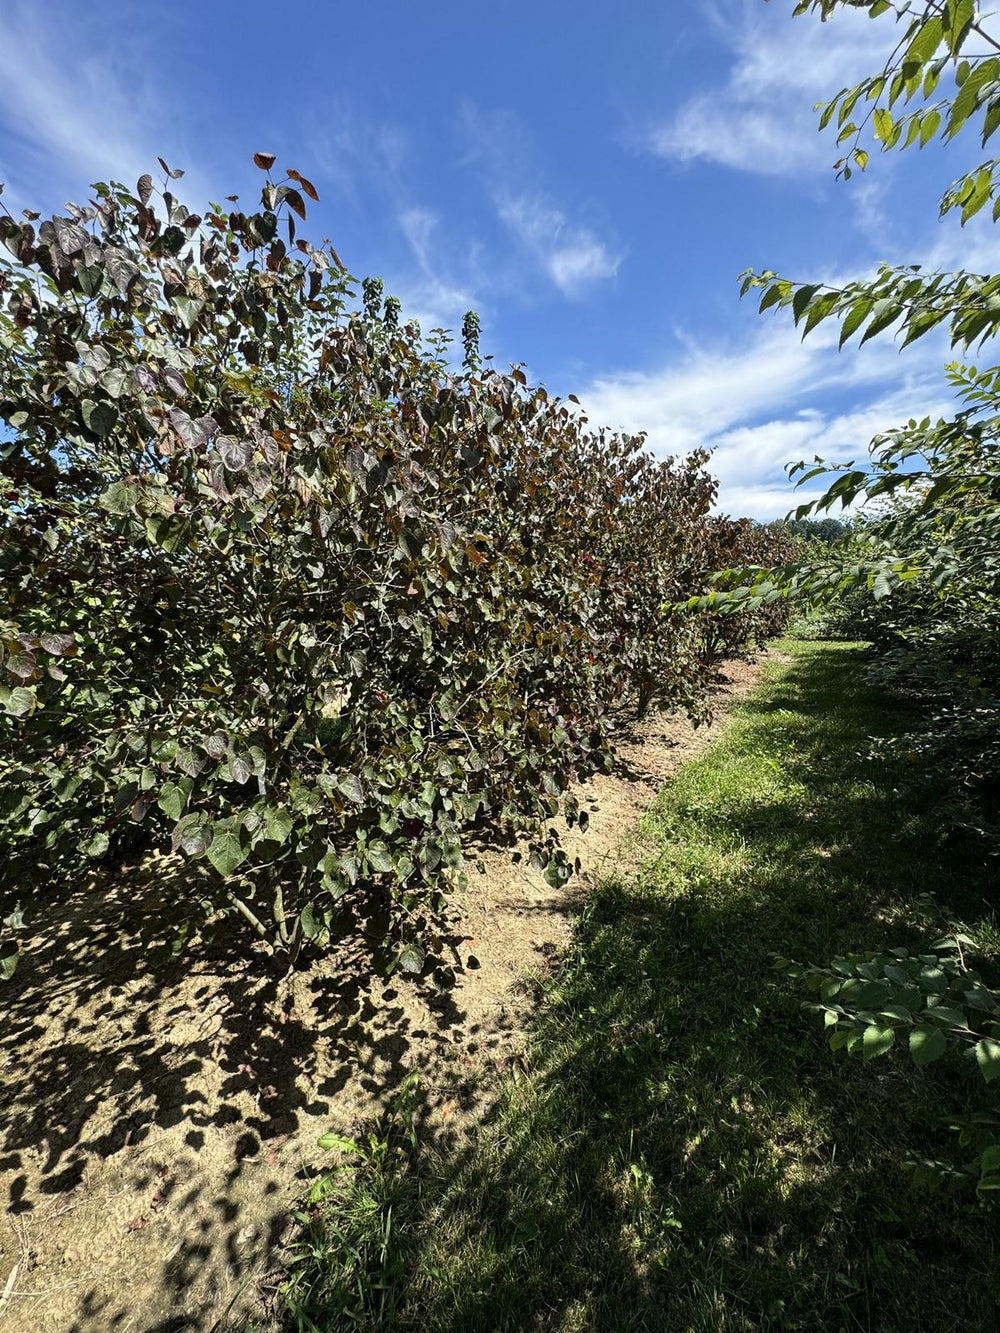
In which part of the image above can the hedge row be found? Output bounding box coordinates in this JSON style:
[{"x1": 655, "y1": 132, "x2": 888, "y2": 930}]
[{"x1": 0, "y1": 160, "x2": 790, "y2": 977}]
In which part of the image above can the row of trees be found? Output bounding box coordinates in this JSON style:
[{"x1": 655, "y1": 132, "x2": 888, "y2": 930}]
[
  {"x1": 713, "y1": 0, "x2": 1000, "y2": 1192},
  {"x1": 0, "y1": 161, "x2": 790, "y2": 980}
]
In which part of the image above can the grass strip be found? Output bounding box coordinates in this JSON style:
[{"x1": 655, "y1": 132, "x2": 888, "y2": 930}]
[{"x1": 281, "y1": 640, "x2": 1000, "y2": 1332}]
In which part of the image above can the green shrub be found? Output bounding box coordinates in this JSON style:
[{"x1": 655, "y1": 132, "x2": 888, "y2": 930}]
[{"x1": 0, "y1": 157, "x2": 787, "y2": 977}]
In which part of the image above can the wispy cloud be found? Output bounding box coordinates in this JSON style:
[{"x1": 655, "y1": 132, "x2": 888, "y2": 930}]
[
  {"x1": 399, "y1": 207, "x2": 437, "y2": 271},
  {"x1": 0, "y1": 0, "x2": 207, "y2": 209},
  {"x1": 649, "y1": 2, "x2": 878, "y2": 178},
  {"x1": 710, "y1": 390, "x2": 953, "y2": 517},
  {"x1": 389, "y1": 206, "x2": 480, "y2": 334},
  {"x1": 307, "y1": 109, "x2": 412, "y2": 214},
  {"x1": 461, "y1": 103, "x2": 622, "y2": 299},
  {"x1": 578, "y1": 318, "x2": 952, "y2": 519},
  {"x1": 498, "y1": 194, "x2": 622, "y2": 297}
]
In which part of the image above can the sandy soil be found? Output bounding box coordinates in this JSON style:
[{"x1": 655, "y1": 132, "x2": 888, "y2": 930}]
[{"x1": 0, "y1": 659, "x2": 765, "y2": 1332}]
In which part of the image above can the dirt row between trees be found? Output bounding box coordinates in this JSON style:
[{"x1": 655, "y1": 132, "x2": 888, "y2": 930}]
[{"x1": 0, "y1": 657, "x2": 768, "y2": 1333}]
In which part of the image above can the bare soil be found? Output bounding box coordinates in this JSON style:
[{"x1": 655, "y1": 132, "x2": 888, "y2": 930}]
[{"x1": 0, "y1": 659, "x2": 765, "y2": 1332}]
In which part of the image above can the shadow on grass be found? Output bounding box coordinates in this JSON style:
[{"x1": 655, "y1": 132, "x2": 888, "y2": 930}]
[{"x1": 286, "y1": 642, "x2": 1000, "y2": 1333}]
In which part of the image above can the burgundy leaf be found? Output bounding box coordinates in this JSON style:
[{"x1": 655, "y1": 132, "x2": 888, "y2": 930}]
[
  {"x1": 205, "y1": 731, "x2": 228, "y2": 759},
  {"x1": 161, "y1": 367, "x2": 187, "y2": 397},
  {"x1": 217, "y1": 436, "x2": 253, "y2": 471},
  {"x1": 5, "y1": 644, "x2": 36, "y2": 680},
  {"x1": 283, "y1": 189, "x2": 306, "y2": 221},
  {"x1": 39, "y1": 632, "x2": 76, "y2": 657},
  {"x1": 168, "y1": 408, "x2": 209, "y2": 450},
  {"x1": 157, "y1": 157, "x2": 185, "y2": 180},
  {"x1": 105, "y1": 248, "x2": 140, "y2": 296},
  {"x1": 287, "y1": 169, "x2": 320, "y2": 202},
  {"x1": 54, "y1": 218, "x2": 89, "y2": 257}
]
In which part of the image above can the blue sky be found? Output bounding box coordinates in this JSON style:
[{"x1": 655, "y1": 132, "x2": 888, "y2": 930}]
[{"x1": 0, "y1": 0, "x2": 990, "y2": 517}]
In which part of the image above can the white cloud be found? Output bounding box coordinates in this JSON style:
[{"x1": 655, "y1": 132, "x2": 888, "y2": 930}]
[
  {"x1": 650, "y1": 3, "x2": 880, "y2": 177},
  {"x1": 460, "y1": 104, "x2": 622, "y2": 299},
  {"x1": 498, "y1": 194, "x2": 622, "y2": 296},
  {"x1": 0, "y1": 1, "x2": 209, "y2": 210},
  {"x1": 389, "y1": 206, "x2": 481, "y2": 335},
  {"x1": 306, "y1": 111, "x2": 409, "y2": 211},
  {"x1": 399, "y1": 207, "x2": 437, "y2": 270},
  {"x1": 711, "y1": 391, "x2": 953, "y2": 516},
  {"x1": 920, "y1": 205, "x2": 1000, "y2": 275},
  {"x1": 582, "y1": 324, "x2": 820, "y2": 456},
  {"x1": 549, "y1": 236, "x2": 621, "y2": 293},
  {"x1": 578, "y1": 318, "x2": 953, "y2": 519},
  {"x1": 715, "y1": 484, "x2": 833, "y2": 523},
  {"x1": 389, "y1": 273, "x2": 479, "y2": 339}
]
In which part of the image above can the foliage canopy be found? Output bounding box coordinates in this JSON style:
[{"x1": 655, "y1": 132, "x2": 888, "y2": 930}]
[{"x1": 0, "y1": 156, "x2": 787, "y2": 981}]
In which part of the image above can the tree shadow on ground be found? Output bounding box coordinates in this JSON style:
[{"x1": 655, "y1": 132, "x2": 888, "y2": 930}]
[
  {"x1": 314, "y1": 644, "x2": 1000, "y2": 1332},
  {"x1": 0, "y1": 851, "x2": 529, "y2": 1331},
  {"x1": 0, "y1": 653, "x2": 866, "y2": 1330}
]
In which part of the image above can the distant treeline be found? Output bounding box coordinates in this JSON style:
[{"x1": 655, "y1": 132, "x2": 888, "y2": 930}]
[{"x1": 767, "y1": 516, "x2": 850, "y2": 545}]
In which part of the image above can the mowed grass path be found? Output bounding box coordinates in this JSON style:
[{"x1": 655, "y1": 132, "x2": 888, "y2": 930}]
[{"x1": 284, "y1": 641, "x2": 1000, "y2": 1332}]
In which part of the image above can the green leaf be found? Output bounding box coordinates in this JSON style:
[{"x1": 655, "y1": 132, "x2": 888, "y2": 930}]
[
  {"x1": 317, "y1": 1131, "x2": 360, "y2": 1154},
  {"x1": 859, "y1": 300, "x2": 902, "y2": 346},
  {"x1": 873, "y1": 108, "x2": 895, "y2": 144},
  {"x1": 792, "y1": 284, "x2": 820, "y2": 325},
  {"x1": 977, "y1": 1144, "x2": 1000, "y2": 1191},
  {"x1": 367, "y1": 843, "x2": 393, "y2": 873},
  {"x1": 909, "y1": 1024, "x2": 948, "y2": 1065},
  {"x1": 338, "y1": 773, "x2": 364, "y2": 804},
  {"x1": 975, "y1": 1038, "x2": 1000, "y2": 1083},
  {"x1": 0, "y1": 942, "x2": 19, "y2": 981},
  {"x1": 965, "y1": 986, "x2": 999, "y2": 1014},
  {"x1": 229, "y1": 753, "x2": 254, "y2": 785},
  {"x1": 883, "y1": 963, "x2": 912, "y2": 986},
  {"x1": 399, "y1": 942, "x2": 425, "y2": 974},
  {"x1": 900, "y1": 308, "x2": 948, "y2": 347},
  {"x1": 144, "y1": 515, "x2": 191, "y2": 553},
  {"x1": 543, "y1": 858, "x2": 570, "y2": 888},
  {"x1": 207, "y1": 824, "x2": 248, "y2": 878},
  {"x1": 920, "y1": 108, "x2": 942, "y2": 146},
  {"x1": 919, "y1": 964, "x2": 947, "y2": 991},
  {"x1": 758, "y1": 283, "x2": 783, "y2": 313},
  {"x1": 86, "y1": 831, "x2": 110, "y2": 858},
  {"x1": 172, "y1": 295, "x2": 205, "y2": 330},
  {"x1": 842, "y1": 298, "x2": 874, "y2": 349},
  {"x1": 946, "y1": 55, "x2": 996, "y2": 139},
  {"x1": 99, "y1": 480, "x2": 139, "y2": 515},
  {"x1": 1, "y1": 686, "x2": 35, "y2": 717},
  {"x1": 299, "y1": 900, "x2": 322, "y2": 941},
  {"x1": 862, "y1": 1022, "x2": 894, "y2": 1061},
  {"x1": 906, "y1": 14, "x2": 944, "y2": 66},
  {"x1": 924, "y1": 1004, "x2": 967, "y2": 1027},
  {"x1": 944, "y1": 0, "x2": 975, "y2": 57},
  {"x1": 158, "y1": 782, "x2": 187, "y2": 821},
  {"x1": 261, "y1": 805, "x2": 293, "y2": 845},
  {"x1": 81, "y1": 399, "x2": 118, "y2": 438}
]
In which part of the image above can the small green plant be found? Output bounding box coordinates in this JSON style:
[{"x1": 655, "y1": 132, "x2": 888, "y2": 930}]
[
  {"x1": 283, "y1": 1074, "x2": 423, "y2": 1329},
  {"x1": 785, "y1": 937, "x2": 1000, "y2": 1192}
]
